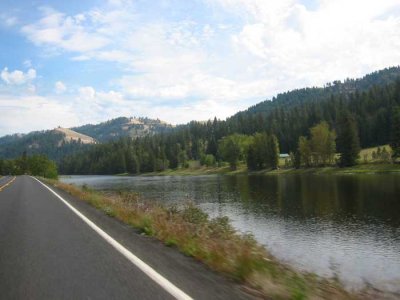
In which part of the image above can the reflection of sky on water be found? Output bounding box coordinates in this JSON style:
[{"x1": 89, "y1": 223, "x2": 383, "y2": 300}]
[{"x1": 61, "y1": 174, "x2": 400, "y2": 292}]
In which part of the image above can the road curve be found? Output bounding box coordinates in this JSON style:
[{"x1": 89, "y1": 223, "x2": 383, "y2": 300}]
[{"x1": 0, "y1": 176, "x2": 252, "y2": 300}]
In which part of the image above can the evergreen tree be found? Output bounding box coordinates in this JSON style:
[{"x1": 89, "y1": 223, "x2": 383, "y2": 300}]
[
  {"x1": 178, "y1": 149, "x2": 188, "y2": 168},
  {"x1": 206, "y1": 136, "x2": 218, "y2": 157},
  {"x1": 20, "y1": 151, "x2": 28, "y2": 174},
  {"x1": 246, "y1": 144, "x2": 257, "y2": 170},
  {"x1": 251, "y1": 133, "x2": 269, "y2": 170},
  {"x1": 245, "y1": 133, "x2": 279, "y2": 170},
  {"x1": 336, "y1": 112, "x2": 361, "y2": 167},
  {"x1": 390, "y1": 106, "x2": 400, "y2": 162},
  {"x1": 267, "y1": 134, "x2": 279, "y2": 169}
]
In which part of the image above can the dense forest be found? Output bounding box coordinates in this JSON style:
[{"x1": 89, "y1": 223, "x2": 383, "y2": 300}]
[
  {"x1": 60, "y1": 67, "x2": 400, "y2": 175},
  {"x1": 227, "y1": 66, "x2": 400, "y2": 152}
]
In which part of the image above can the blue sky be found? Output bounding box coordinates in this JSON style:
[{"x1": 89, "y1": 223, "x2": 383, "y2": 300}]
[{"x1": 0, "y1": 0, "x2": 400, "y2": 136}]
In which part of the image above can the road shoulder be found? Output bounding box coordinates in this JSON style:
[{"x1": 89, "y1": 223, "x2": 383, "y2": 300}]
[{"x1": 35, "y1": 177, "x2": 253, "y2": 300}]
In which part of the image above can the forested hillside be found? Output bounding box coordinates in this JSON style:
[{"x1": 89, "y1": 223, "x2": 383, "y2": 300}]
[
  {"x1": 0, "y1": 130, "x2": 91, "y2": 161},
  {"x1": 73, "y1": 117, "x2": 174, "y2": 142},
  {"x1": 60, "y1": 67, "x2": 400, "y2": 175},
  {"x1": 227, "y1": 66, "x2": 400, "y2": 152},
  {"x1": 0, "y1": 117, "x2": 173, "y2": 160}
]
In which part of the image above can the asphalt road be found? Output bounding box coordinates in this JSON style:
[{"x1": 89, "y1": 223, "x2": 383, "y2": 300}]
[{"x1": 0, "y1": 176, "x2": 252, "y2": 300}]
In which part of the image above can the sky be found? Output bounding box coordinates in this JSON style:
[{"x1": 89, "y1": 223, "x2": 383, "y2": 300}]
[{"x1": 0, "y1": 0, "x2": 399, "y2": 136}]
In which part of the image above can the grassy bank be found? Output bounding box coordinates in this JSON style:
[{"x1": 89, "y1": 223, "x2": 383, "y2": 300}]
[
  {"x1": 262, "y1": 163, "x2": 400, "y2": 175},
  {"x1": 136, "y1": 145, "x2": 400, "y2": 177},
  {"x1": 42, "y1": 178, "x2": 390, "y2": 299},
  {"x1": 140, "y1": 163, "x2": 400, "y2": 177},
  {"x1": 142, "y1": 164, "x2": 246, "y2": 176}
]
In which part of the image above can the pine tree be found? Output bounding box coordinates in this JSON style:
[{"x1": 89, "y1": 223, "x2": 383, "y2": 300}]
[
  {"x1": 390, "y1": 106, "x2": 400, "y2": 162},
  {"x1": 267, "y1": 134, "x2": 279, "y2": 169},
  {"x1": 336, "y1": 112, "x2": 361, "y2": 167},
  {"x1": 252, "y1": 133, "x2": 269, "y2": 169},
  {"x1": 246, "y1": 144, "x2": 257, "y2": 171},
  {"x1": 206, "y1": 136, "x2": 218, "y2": 157}
]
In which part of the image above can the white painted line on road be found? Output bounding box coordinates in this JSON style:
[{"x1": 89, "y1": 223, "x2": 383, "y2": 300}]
[{"x1": 32, "y1": 177, "x2": 193, "y2": 300}]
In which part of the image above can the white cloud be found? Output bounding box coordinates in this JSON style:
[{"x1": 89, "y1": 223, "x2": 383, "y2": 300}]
[
  {"x1": 1, "y1": 68, "x2": 37, "y2": 85},
  {"x1": 27, "y1": 84, "x2": 36, "y2": 94},
  {"x1": 23, "y1": 60, "x2": 32, "y2": 68},
  {"x1": 10, "y1": 0, "x2": 400, "y2": 132},
  {"x1": 55, "y1": 81, "x2": 66, "y2": 94},
  {"x1": 0, "y1": 88, "x2": 129, "y2": 136},
  {"x1": 71, "y1": 86, "x2": 237, "y2": 126},
  {"x1": 94, "y1": 50, "x2": 132, "y2": 63},
  {"x1": 0, "y1": 14, "x2": 18, "y2": 27},
  {"x1": 214, "y1": 0, "x2": 400, "y2": 86},
  {"x1": 0, "y1": 94, "x2": 79, "y2": 136},
  {"x1": 71, "y1": 55, "x2": 90, "y2": 61},
  {"x1": 5, "y1": 17, "x2": 17, "y2": 26},
  {"x1": 78, "y1": 86, "x2": 96, "y2": 100},
  {"x1": 21, "y1": 9, "x2": 110, "y2": 53}
]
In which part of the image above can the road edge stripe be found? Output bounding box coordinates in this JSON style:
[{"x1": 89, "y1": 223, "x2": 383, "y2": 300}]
[
  {"x1": 0, "y1": 176, "x2": 16, "y2": 191},
  {"x1": 32, "y1": 177, "x2": 193, "y2": 300}
]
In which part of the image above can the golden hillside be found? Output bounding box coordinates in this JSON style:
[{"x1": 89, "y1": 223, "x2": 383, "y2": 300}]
[{"x1": 54, "y1": 127, "x2": 96, "y2": 144}]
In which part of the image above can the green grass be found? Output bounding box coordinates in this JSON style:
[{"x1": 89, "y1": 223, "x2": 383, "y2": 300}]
[
  {"x1": 135, "y1": 145, "x2": 399, "y2": 177},
  {"x1": 140, "y1": 161, "x2": 400, "y2": 177},
  {"x1": 263, "y1": 163, "x2": 400, "y2": 175},
  {"x1": 142, "y1": 163, "x2": 248, "y2": 176}
]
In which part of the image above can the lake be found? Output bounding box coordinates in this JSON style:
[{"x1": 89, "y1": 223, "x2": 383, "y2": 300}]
[{"x1": 60, "y1": 174, "x2": 400, "y2": 292}]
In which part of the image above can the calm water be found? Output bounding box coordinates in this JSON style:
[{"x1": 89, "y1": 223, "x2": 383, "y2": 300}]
[{"x1": 60, "y1": 174, "x2": 400, "y2": 292}]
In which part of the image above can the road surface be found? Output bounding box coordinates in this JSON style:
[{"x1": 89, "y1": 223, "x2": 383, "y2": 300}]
[{"x1": 0, "y1": 176, "x2": 252, "y2": 299}]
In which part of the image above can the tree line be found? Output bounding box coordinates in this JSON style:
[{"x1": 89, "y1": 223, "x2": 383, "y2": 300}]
[
  {"x1": 0, "y1": 152, "x2": 58, "y2": 179},
  {"x1": 59, "y1": 73, "x2": 400, "y2": 175},
  {"x1": 226, "y1": 72, "x2": 400, "y2": 153},
  {"x1": 60, "y1": 100, "x2": 400, "y2": 175}
]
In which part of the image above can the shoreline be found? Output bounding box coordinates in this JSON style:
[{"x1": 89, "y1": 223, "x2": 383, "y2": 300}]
[
  {"x1": 42, "y1": 177, "x2": 396, "y2": 299},
  {"x1": 111, "y1": 163, "x2": 400, "y2": 177}
]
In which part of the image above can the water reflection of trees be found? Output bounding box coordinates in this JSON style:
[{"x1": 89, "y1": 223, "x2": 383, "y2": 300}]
[
  {"x1": 67, "y1": 175, "x2": 400, "y2": 227},
  {"x1": 229, "y1": 174, "x2": 400, "y2": 227}
]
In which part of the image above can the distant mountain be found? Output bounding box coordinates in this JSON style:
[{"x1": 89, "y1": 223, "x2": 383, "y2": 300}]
[
  {"x1": 243, "y1": 66, "x2": 400, "y2": 116},
  {"x1": 73, "y1": 117, "x2": 174, "y2": 142},
  {"x1": 225, "y1": 66, "x2": 400, "y2": 152},
  {"x1": 0, "y1": 129, "x2": 91, "y2": 161},
  {"x1": 0, "y1": 117, "x2": 173, "y2": 160}
]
